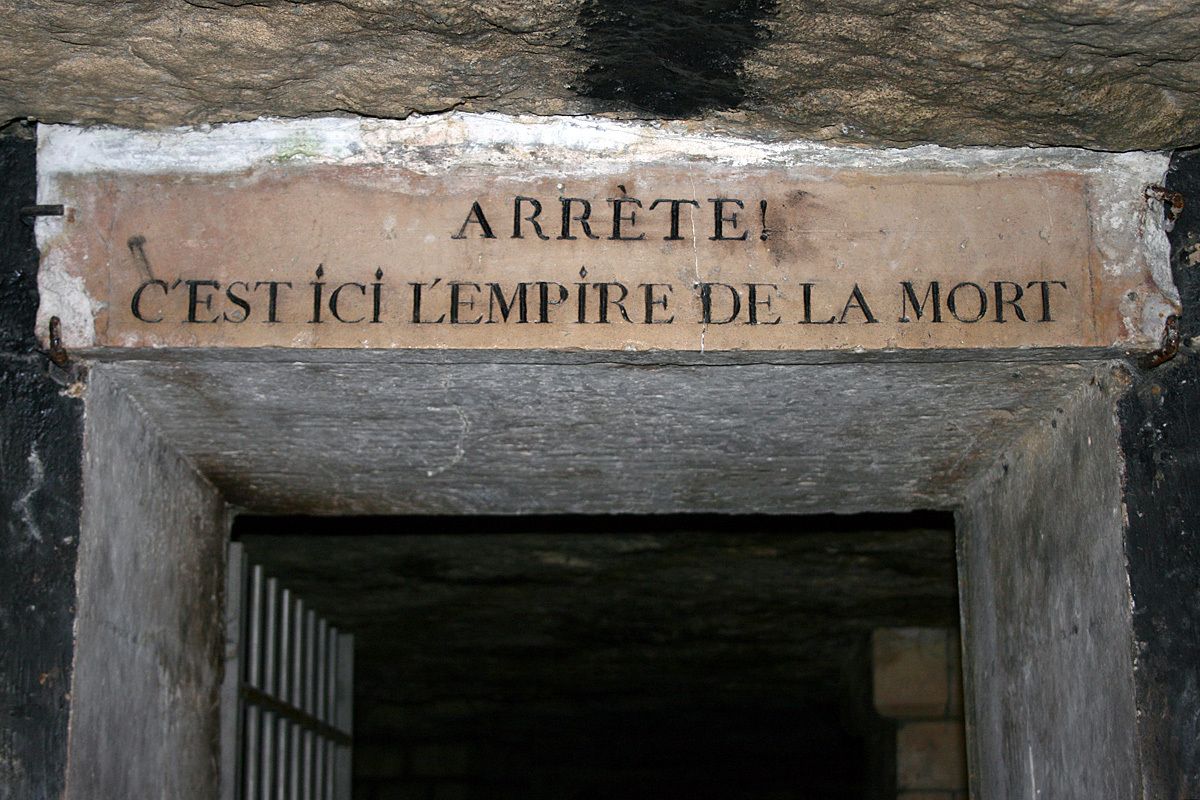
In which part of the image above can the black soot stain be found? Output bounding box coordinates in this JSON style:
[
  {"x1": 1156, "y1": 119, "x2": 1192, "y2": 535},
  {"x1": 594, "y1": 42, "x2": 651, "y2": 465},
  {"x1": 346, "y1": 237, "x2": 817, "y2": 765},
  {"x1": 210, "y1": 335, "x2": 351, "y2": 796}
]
[{"x1": 576, "y1": 0, "x2": 778, "y2": 116}]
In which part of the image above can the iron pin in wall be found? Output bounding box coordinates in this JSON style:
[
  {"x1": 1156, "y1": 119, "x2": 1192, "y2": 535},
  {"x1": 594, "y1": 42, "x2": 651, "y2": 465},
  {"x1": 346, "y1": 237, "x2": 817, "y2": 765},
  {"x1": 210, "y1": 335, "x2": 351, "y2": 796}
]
[
  {"x1": 19, "y1": 203, "x2": 65, "y2": 218},
  {"x1": 43, "y1": 316, "x2": 84, "y2": 391},
  {"x1": 18, "y1": 203, "x2": 71, "y2": 229}
]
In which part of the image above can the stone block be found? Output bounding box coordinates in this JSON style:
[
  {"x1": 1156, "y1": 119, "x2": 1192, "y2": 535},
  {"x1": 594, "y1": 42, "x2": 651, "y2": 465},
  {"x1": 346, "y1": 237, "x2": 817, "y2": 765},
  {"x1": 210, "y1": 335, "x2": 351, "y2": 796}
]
[
  {"x1": 873, "y1": 627, "x2": 960, "y2": 718},
  {"x1": 36, "y1": 119, "x2": 1174, "y2": 356},
  {"x1": 897, "y1": 721, "x2": 967, "y2": 791}
]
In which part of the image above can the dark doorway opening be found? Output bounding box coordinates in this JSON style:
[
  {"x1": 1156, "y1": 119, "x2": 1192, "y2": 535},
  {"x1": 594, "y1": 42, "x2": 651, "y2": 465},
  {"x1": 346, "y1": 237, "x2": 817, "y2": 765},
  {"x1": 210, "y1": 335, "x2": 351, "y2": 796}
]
[{"x1": 233, "y1": 512, "x2": 959, "y2": 800}]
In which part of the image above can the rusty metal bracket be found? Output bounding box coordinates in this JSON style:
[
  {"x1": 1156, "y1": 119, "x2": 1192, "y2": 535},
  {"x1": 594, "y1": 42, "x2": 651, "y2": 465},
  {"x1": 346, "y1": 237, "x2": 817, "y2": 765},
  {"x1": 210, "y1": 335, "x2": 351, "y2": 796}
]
[
  {"x1": 1139, "y1": 314, "x2": 1181, "y2": 370},
  {"x1": 47, "y1": 316, "x2": 70, "y2": 368},
  {"x1": 1145, "y1": 185, "x2": 1185, "y2": 232}
]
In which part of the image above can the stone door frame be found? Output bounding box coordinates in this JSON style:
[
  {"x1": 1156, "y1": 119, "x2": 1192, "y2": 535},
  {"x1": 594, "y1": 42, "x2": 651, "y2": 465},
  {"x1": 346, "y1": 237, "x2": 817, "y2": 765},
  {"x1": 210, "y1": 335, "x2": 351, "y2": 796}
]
[
  {"x1": 19, "y1": 115, "x2": 1190, "y2": 800},
  {"x1": 60, "y1": 349, "x2": 1145, "y2": 799}
]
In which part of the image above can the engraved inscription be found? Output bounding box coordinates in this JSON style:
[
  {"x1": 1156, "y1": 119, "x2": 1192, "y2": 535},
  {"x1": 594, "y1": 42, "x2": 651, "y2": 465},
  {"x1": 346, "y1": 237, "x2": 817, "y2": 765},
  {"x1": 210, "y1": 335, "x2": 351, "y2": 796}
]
[{"x1": 43, "y1": 166, "x2": 1125, "y2": 351}]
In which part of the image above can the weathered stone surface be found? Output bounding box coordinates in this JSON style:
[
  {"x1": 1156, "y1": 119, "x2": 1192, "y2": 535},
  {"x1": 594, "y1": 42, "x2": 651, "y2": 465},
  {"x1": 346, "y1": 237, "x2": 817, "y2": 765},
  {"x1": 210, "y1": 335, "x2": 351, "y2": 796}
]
[
  {"x1": 34, "y1": 117, "x2": 1176, "y2": 354},
  {"x1": 0, "y1": 1, "x2": 1197, "y2": 149},
  {"x1": 753, "y1": 1, "x2": 1200, "y2": 151},
  {"x1": 95, "y1": 356, "x2": 1106, "y2": 516},
  {"x1": 67, "y1": 369, "x2": 228, "y2": 800},
  {"x1": 959, "y1": 369, "x2": 1142, "y2": 799}
]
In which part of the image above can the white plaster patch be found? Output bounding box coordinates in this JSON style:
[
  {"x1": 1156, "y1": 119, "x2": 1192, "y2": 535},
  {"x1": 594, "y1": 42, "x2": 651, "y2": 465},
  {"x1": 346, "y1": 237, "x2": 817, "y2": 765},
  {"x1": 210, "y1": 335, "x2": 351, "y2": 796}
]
[
  {"x1": 1086, "y1": 152, "x2": 1175, "y2": 343},
  {"x1": 1092, "y1": 152, "x2": 1173, "y2": 280},
  {"x1": 36, "y1": 112, "x2": 1173, "y2": 177},
  {"x1": 12, "y1": 447, "x2": 45, "y2": 543},
  {"x1": 35, "y1": 247, "x2": 100, "y2": 348}
]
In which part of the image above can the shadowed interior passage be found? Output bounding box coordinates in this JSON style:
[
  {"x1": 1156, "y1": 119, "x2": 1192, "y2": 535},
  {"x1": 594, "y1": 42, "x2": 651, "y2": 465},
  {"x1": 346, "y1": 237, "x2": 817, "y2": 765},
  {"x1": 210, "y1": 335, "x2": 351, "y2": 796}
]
[{"x1": 236, "y1": 512, "x2": 958, "y2": 800}]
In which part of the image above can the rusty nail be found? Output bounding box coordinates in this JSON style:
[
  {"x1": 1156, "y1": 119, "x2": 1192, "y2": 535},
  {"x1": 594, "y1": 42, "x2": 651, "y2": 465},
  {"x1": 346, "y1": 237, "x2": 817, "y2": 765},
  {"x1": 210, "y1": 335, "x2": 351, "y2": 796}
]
[
  {"x1": 47, "y1": 316, "x2": 69, "y2": 367},
  {"x1": 1139, "y1": 314, "x2": 1181, "y2": 370}
]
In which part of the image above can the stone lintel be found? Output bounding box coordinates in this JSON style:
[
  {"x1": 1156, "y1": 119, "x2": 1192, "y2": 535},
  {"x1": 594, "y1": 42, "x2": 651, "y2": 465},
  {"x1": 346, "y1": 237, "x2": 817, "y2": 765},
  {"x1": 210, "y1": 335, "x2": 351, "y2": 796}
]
[{"x1": 35, "y1": 114, "x2": 1176, "y2": 355}]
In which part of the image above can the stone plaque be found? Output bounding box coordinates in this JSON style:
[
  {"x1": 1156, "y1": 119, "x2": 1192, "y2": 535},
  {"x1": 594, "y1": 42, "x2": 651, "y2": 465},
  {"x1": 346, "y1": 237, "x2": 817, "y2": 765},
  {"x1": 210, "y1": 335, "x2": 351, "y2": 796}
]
[{"x1": 36, "y1": 116, "x2": 1177, "y2": 353}]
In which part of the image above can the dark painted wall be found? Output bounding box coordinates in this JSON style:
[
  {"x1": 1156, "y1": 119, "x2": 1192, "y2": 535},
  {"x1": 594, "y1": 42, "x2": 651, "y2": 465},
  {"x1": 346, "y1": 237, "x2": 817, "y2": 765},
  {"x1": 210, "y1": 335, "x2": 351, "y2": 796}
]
[
  {"x1": 577, "y1": 0, "x2": 777, "y2": 115},
  {"x1": 1120, "y1": 148, "x2": 1200, "y2": 798},
  {"x1": 0, "y1": 123, "x2": 83, "y2": 800}
]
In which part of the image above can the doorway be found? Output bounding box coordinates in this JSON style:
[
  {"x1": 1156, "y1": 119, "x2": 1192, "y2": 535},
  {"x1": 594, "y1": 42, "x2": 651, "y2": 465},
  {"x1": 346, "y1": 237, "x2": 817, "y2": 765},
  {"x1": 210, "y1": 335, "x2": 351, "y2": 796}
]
[
  {"x1": 233, "y1": 512, "x2": 963, "y2": 799},
  {"x1": 61, "y1": 356, "x2": 1144, "y2": 799}
]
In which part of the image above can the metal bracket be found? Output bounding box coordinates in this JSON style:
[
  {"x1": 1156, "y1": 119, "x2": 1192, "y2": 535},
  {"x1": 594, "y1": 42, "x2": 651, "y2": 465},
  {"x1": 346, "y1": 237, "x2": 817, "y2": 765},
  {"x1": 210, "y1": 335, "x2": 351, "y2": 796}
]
[
  {"x1": 1139, "y1": 314, "x2": 1181, "y2": 370},
  {"x1": 47, "y1": 316, "x2": 69, "y2": 368}
]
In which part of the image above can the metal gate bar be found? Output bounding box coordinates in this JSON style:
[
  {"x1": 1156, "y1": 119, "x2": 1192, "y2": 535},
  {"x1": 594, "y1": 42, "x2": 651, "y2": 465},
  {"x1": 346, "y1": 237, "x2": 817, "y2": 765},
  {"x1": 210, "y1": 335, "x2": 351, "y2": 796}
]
[{"x1": 222, "y1": 543, "x2": 354, "y2": 800}]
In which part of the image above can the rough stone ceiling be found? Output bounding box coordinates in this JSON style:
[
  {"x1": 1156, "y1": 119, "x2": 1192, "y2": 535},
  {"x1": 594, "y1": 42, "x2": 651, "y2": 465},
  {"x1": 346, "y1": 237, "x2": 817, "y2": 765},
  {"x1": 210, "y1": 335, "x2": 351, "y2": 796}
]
[
  {"x1": 238, "y1": 514, "x2": 958, "y2": 727},
  {"x1": 2, "y1": 0, "x2": 1198, "y2": 150}
]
